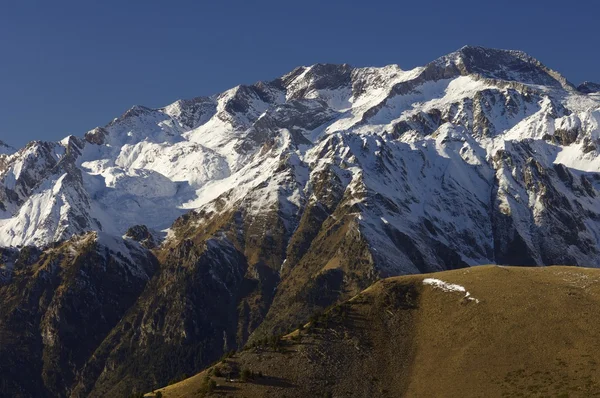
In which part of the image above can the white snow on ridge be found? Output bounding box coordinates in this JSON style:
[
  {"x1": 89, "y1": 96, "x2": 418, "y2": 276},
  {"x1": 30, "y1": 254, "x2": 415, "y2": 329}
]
[
  {"x1": 423, "y1": 278, "x2": 480, "y2": 303},
  {"x1": 2, "y1": 47, "x2": 600, "y2": 257}
]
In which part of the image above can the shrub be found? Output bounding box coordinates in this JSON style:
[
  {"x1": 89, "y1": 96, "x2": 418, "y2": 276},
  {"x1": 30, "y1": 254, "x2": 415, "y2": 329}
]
[
  {"x1": 222, "y1": 349, "x2": 236, "y2": 360},
  {"x1": 207, "y1": 379, "x2": 217, "y2": 393},
  {"x1": 220, "y1": 349, "x2": 237, "y2": 361},
  {"x1": 197, "y1": 376, "x2": 218, "y2": 397},
  {"x1": 168, "y1": 373, "x2": 188, "y2": 385},
  {"x1": 155, "y1": 392, "x2": 163, "y2": 398},
  {"x1": 241, "y1": 368, "x2": 252, "y2": 382},
  {"x1": 272, "y1": 334, "x2": 285, "y2": 349},
  {"x1": 309, "y1": 312, "x2": 321, "y2": 324}
]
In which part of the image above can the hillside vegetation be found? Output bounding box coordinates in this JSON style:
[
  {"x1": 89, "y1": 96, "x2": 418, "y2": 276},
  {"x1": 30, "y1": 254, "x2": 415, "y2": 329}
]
[{"x1": 149, "y1": 266, "x2": 600, "y2": 398}]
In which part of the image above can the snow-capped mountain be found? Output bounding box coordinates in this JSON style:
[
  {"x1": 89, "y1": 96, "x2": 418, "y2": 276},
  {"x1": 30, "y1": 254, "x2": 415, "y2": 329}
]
[
  {"x1": 2, "y1": 45, "x2": 600, "y2": 269},
  {"x1": 4, "y1": 45, "x2": 600, "y2": 397}
]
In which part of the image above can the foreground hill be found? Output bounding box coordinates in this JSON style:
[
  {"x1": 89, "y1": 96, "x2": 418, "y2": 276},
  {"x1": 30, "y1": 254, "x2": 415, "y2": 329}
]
[{"x1": 152, "y1": 266, "x2": 600, "y2": 398}]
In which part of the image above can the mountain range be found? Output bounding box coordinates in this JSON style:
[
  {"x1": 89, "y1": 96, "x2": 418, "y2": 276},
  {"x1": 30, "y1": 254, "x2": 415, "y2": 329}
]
[{"x1": 1, "y1": 45, "x2": 600, "y2": 397}]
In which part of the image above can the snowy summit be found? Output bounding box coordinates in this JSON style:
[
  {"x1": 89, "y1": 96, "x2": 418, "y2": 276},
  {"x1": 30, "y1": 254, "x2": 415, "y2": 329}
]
[{"x1": 0, "y1": 46, "x2": 600, "y2": 272}]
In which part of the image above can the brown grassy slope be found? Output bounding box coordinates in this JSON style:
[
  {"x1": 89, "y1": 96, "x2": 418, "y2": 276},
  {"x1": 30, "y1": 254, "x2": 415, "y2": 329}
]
[{"x1": 148, "y1": 265, "x2": 600, "y2": 398}]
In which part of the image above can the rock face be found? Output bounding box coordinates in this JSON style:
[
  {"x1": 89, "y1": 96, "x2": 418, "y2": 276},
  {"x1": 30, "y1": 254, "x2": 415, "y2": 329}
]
[
  {"x1": 125, "y1": 225, "x2": 157, "y2": 248},
  {"x1": 2, "y1": 46, "x2": 600, "y2": 396},
  {"x1": 0, "y1": 233, "x2": 157, "y2": 397}
]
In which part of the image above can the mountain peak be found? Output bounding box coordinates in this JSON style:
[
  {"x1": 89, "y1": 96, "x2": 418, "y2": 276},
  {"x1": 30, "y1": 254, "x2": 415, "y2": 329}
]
[
  {"x1": 431, "y1": 45, "x2": 572, "y2": 89},
  {"x1": 457, "y1": 45, "x2": 530, "y2": 58},
  {"x1": 278, "y1": 63, "x2": 353, "y2": 100},
  {"x1": 0, "y1": 140, "x2": 15, "y2": 156},
  {"x1": 109, "y1": 105, "x2": 156, "y2": 126},
  {"x1": 577, "y1": 81, "x2": 600, "y2": 94}
]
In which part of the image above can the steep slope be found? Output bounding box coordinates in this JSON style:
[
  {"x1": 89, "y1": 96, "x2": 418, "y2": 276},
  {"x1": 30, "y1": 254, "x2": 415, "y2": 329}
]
[
  {"x1": 152, "y1": 265, "x2": 600, "y2": 398},
  {"x1": 0, "y1": 233, "x2": 158, "y2": 398}
]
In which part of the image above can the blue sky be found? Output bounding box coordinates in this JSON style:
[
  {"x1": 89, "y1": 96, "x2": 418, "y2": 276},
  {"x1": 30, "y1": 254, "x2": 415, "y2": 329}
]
[{"x1": 1, "y1": 0, "x2": 599, "y2": 147}]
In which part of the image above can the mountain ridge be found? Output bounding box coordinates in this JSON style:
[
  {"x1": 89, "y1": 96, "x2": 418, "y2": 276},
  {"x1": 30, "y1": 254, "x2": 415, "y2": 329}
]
[{"x1": 1, "y1": 45, "x2": 593, "y2": 250}]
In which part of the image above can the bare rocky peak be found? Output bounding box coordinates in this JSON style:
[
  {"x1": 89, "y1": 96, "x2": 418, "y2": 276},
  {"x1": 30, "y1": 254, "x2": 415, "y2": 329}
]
[
  {"x1": 0, "y1": 140, "x2": 15, "y2": 155},
  {"x1": 427, "y1": 45, "x2": 573, "y2": 88},
  {"x1": 577, "y1": 81, "x2": 600, "y2": 94},
  {"x1": 84, "y1": 127, "x2": 109, "y2": 145}
]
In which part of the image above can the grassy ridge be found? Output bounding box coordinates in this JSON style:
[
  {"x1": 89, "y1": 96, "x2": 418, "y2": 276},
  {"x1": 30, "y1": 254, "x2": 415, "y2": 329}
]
[{"x1": 147, "y1": 266, "x2": 600, "y2": 398}]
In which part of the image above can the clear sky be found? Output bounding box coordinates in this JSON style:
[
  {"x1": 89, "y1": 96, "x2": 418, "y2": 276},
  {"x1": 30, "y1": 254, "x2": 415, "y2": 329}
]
[{"x1": 1, "y1": 0, "x2": 599, "y2": 148}]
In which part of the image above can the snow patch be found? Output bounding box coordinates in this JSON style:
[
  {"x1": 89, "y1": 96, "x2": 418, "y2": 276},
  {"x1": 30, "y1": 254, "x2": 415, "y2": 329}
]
[{"x1": 423, "y1": 278, "x2": 480, "y2": 303}]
